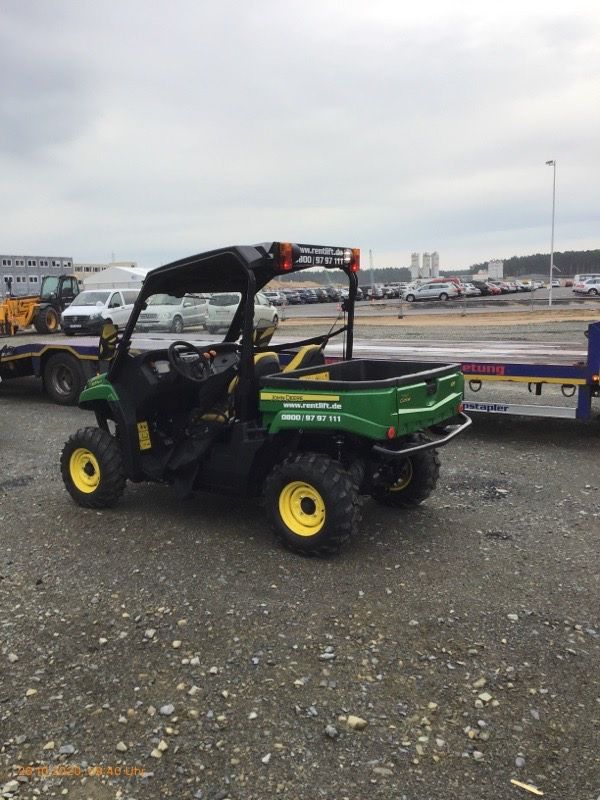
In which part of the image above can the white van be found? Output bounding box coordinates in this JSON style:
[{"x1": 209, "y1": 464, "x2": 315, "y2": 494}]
[{"x1": 61, "y1": 289, "x2": 139, "y2": 335}]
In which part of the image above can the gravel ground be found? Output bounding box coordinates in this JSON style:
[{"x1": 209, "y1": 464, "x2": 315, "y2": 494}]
[{"x1": 1, "y1": 320, "x2": 600, "y2": 800}]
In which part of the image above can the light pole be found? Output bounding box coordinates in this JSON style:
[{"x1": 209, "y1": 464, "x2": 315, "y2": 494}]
[{"x1": 545, "y1": 159, "x2": 556, "y2": 307}]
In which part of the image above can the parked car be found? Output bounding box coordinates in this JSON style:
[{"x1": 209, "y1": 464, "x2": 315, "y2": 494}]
[
  {"x1": 486, "y1": 283, "x2": 502, "y2": 295},
  {"x1": 314, "y1": 287, "x2": 329, "y2": 303},
  {"x1": 573, "y1": 277, "x2": 600, "y2": 295},
  {"x1": 573, "y1": 273, "x2": 600, "y2": 285},
  {"x1": 463, "y1": 283, "x2": 481, "y2": 297},
  {"x1": 61, "y1": 288, "x2": 138, "y2": 334},
  {"x1": 263, "y1": 290, "x2": 285, "y2": 306},
  {"x1": 551, "y1": 278, "x2": 561, "y2": 288},
  {"x1": 402, "y1": 282, "x2": 460, "y2": 302},
  {"x1": 488, "y1": 281, "x2": 512, "y2": 294},
  {"x1": 324, "y1": 286, "x2": 341, "y2": 302},
  {"x1": 471, "y1": 281, "x2": 493, "y2": 296},
  {"x1": 360, "y1": 285, "x2": 384, "y2": 300},
  {"x1": 135, "y1": 293, "x2": 208, "y2": 333},
  {"x1": 281, "y1": 289, "x2": 301, "y2": 304},
  {"x1": 206, "y1": 292, "x2": 279, "y2": 333},
  {"x1": 296, "y1": 288, "x2": 317, "y2": 304}
]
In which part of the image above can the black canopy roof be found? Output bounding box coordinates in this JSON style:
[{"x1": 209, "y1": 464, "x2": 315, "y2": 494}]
[{"x1": 138, "y1": 242, "x2": 359, "y2": 300}]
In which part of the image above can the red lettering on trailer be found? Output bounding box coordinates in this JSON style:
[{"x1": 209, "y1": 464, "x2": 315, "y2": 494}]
[{"x1": 462, "y1": 363, "x2": 506, "y2": 376}]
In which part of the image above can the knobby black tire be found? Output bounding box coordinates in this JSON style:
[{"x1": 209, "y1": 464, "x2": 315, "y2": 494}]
[
  {"x1": 61, "y1": 427, "x2": 126, "y2": 509},
  {"x1": 34, "y1": 306, "x2": 60, "y2": 334},
  {"x1": 43, "y1": 352, "x2": 85, "y2": 406},
  {"x1": 264, "y1": 452, "x2": 360, "y2": 557},
  {"x1": 371, "y1": 442, "x2": 440, "y2": 508}
]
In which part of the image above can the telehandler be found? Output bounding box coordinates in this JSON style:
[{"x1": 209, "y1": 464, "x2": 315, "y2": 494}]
[{"x1": 0, "y1": 275, "x2": 79, "y2": 335}]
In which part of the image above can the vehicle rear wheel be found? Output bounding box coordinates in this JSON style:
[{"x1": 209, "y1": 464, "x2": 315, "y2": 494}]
[
  {"x1": 34, "y1": 306, "x2": 60, "y2": 334},
  {"x1": 589, "y1": 288, "x2": 598, "y2": 296},
  {"x1": 405, "y1": 294, "x2": 415, "y2": 302},
  {"x1": 61, "y1": 427, "x2": 125, "y2": 508},
  {"x1": 171, "y1": 315, "x2": 184, "y2": 333},
  {"x1": 43, "y1": 352, "x2": 86, "y2": 405},
  {"x1": 264, "y1": 453, "x2": 359, "y2": 556},
  {"x1": 439, "y1": 292, "x2": 449, "y2": 301},
  {"x1": 371, "y1": 444, "x2": 440, "y2": 508}
]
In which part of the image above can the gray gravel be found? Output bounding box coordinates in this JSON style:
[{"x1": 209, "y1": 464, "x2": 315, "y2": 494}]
[{"x1": 1, "y1": 320, "x2": 600, "y2": 799}]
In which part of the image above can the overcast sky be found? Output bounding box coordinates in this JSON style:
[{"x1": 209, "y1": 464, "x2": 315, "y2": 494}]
[{"x1": 2, "y1": 0, "x2": 599, "y2": 270}]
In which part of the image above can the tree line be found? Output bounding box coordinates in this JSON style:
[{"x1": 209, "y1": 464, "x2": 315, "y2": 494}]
[{"x1": 463, "y1": 249, "x2": 600, "y2": 278}]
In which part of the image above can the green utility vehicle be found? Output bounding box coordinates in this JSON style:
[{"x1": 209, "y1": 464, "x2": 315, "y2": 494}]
[{"x1": 60, "y1": 242, "x2": 470, "y2": 555}]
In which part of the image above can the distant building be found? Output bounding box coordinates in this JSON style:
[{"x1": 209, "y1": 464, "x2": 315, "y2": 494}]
[
  {"x1": 1, "y1": 253, "x2": 73, "y2": 297},
  {"x1": 488, "y1": 260, "x2": 504, "y2": 279},
  {"x1": 410, "y1": 252, "x2": 420, "y2": 279},
  {"x1": 411, "y1": 251, "x2": 439, "y2": 280},
  {"x1": 74, "y1": 260, "x2": 138, "y2": 280},
  {"x1": 422, "y1": 252, "x2": 432, "y2": 278}
]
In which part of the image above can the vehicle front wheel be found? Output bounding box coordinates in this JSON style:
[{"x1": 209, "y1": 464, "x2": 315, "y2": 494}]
[
  {"x1": 34, "y1": 306, "x2": 60, "y2": 334},
  {"x1": 264, "y1": 453, "x2": 359, "y2": 556},
  {"x1": 439, "y1": 292, "x2": 449, "y2": 301},
  {"x1": 405, "y1": 294, "x2": 415, "y2": 302},
  {"x1": 371, "y1": 445, "x2": 440, "y2": 508},
  {"x1": 272, "y1": 314, "x2": 279, "y2": 326},
  {"x1": 61, "y1": 427, "x2": 125, "y2": 509},
  {"x1": 171, "y1": 315, "x2": 184, "y2": 333}
]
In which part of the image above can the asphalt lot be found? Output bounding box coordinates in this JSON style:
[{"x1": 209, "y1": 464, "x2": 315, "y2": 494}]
[{"x1": 1, "y1": 321, "x2": 600, "y2": 800}]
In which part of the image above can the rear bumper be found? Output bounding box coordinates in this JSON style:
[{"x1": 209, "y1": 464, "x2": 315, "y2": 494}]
[{"x1": 372, "y1": 413, "x2": 471, "y2": 458}]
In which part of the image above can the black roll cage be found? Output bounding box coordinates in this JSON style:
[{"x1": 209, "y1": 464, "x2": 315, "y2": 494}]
[{"x1": 109, "y1": 242, "x2": 359, "y2": 421}]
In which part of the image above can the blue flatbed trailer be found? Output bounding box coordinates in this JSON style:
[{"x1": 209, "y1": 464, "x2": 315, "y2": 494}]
[
  {"x1": 325, "y1": 321, "x2": 600, "y2": 421},
  {"x1": 2, "y1": 323, "x2": 599, "y2": 420},
  {"x1": 0, "y1": 333, "x2": 101, "y2": 404}
]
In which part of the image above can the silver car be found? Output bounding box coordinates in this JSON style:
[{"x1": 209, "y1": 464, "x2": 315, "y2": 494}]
[
  {"x1": 206, "y1": 292, "x2": 279, "y2": 333},
  {"x1": 402, "y1": 282, "x2": 460, "y2": 302},
  {"x1": 136, "y1": 293, "x2": 208, "y2": 333}
]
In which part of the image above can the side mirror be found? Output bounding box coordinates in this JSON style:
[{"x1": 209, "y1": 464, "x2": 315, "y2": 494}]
[{"x1": 98, "y1": 322, "x2": 118, "y2": 360}]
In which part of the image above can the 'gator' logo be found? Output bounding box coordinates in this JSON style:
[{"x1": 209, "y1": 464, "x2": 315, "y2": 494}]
[{"x1": 462, "y1": 363, "x2": 505, "y2": 376}]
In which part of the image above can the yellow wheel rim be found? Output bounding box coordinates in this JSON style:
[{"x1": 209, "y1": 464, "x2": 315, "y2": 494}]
[
  {"x1": 279, "y1": 481, "x2": 326, "y2": 537},
  {"x1": 389, "y1": 460, "x2": 413, "y2": 492},
  {"x1": 69, "y1": 448, "x2": 101, "y2": 493}
]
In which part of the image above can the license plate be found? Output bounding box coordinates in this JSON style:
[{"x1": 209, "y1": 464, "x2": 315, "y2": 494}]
[{"x1": 70, "y1": 324, "x2": 82, "y2": 328}]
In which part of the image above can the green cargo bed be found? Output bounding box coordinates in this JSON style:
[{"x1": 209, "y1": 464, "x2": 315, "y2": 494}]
[{"x1": 259, "y1": 359, "x2": 464, "y2": 439}]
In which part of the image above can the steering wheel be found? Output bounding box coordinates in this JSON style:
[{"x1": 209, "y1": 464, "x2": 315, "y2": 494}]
[{"x1": 168, "y1": 341, "x2": 211, "y2": 383}]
